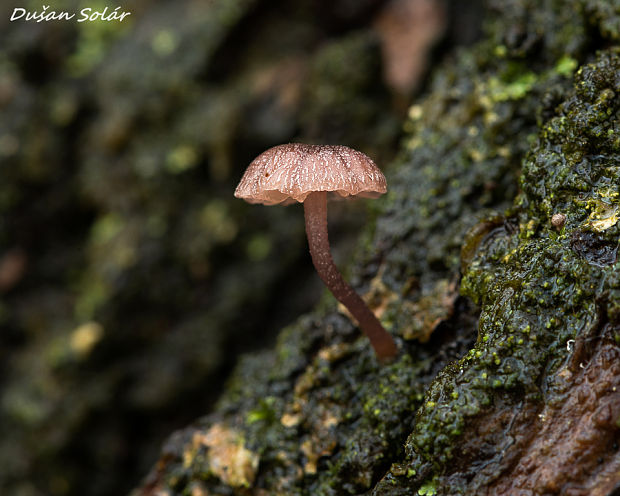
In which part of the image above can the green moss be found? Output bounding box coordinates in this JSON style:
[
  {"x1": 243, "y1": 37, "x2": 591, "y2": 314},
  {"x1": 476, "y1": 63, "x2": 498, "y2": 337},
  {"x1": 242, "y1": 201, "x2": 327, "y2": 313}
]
[
  {"x1": 132, "y1": 1, "x2": 618, "y2": 495},
  {"x1": 418, "y1": 479, "x2": 438, "y2": 496},
  {"x1": 555, "y1": 55, "x2": 579, "y2": 77},
  {"x1": 488, "y1": 70, "x2": 537, "y2": 102},
  {"x1": 396, "y1": 47, "x2": 619, "y2": 492}
]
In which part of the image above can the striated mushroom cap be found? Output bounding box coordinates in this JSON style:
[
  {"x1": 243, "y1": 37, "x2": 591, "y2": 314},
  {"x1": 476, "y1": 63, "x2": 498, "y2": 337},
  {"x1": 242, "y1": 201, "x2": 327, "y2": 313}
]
[{"x1": 234, "y1": 143, "x2": 387, "y2": 205}]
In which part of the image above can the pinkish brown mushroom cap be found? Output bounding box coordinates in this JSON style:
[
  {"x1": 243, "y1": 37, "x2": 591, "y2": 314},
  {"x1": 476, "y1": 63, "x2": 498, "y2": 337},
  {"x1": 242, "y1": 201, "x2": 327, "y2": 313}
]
[{"x1": 234, "y1": 144, "x2": 387, "y2": 205}]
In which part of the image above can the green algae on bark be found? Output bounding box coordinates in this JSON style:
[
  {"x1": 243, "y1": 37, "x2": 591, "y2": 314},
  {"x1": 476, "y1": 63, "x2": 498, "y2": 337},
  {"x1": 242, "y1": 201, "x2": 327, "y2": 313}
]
[
  {"x1": 382, "y1": 48, "x2": 620, "y2": 495},
  {"x1": 136, "y1": 315, "x2": 476, "y2": 496},
  {"x1": 0, "y1": 1, "x2": 405, "y2": 495},
  {"x1": 132, "y1": 1, "x2": 620, "y2": 495}
]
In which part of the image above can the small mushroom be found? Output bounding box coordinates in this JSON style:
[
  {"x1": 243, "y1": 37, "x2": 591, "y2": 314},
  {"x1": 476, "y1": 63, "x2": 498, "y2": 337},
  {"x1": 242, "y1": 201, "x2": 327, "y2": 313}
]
[{"x1": 235, "y1": 143, "x2": 397, "y2": 361}]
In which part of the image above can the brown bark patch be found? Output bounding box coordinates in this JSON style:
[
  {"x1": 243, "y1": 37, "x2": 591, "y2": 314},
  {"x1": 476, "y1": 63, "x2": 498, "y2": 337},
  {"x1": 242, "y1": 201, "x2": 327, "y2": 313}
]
[{"x1": 488, "y1": 340, "x2": 620, "y2": 495}]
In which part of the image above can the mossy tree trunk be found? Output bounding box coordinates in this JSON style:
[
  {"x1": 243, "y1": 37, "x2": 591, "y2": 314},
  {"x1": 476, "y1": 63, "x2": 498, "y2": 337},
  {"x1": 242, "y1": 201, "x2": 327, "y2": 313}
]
[{"x1": 135, "y1": 1, "x2": 620, "y2": 495}]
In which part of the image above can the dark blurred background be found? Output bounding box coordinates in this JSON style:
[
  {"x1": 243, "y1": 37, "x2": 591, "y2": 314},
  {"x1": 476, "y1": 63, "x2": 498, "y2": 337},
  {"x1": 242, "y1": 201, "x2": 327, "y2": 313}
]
[{"x1": 0, "y1": 1, "x2": 482, "y2": 494}]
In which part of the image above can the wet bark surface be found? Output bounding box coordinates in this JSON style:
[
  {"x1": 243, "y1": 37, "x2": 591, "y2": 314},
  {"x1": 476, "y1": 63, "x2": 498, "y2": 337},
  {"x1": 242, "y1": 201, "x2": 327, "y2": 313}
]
[
  {"x1": 137, "y1": 1, "x2": 620, "y2": 495},
  {"x1": 1, "y1": 0, "x2": 618, "y2": 495}
]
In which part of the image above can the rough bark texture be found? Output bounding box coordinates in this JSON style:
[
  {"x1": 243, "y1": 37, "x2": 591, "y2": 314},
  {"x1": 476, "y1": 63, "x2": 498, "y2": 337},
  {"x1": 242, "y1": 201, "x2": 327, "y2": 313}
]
[
  {"x1": 135, "y1": 1, "x2": 620, "y2": 495},
  {"x1": 1, "y1": 0, "x2": 619, "y2": 495},
  {"x1": 0, "y1": 1, "x2": 403, "y2": 494}
]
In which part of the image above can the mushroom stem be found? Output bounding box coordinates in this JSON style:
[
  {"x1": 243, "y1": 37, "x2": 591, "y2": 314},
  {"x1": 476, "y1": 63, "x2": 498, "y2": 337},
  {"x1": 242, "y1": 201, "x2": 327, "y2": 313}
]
[{"x1": 303, "y1": 191, "x2": 397, "y2": 361}]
